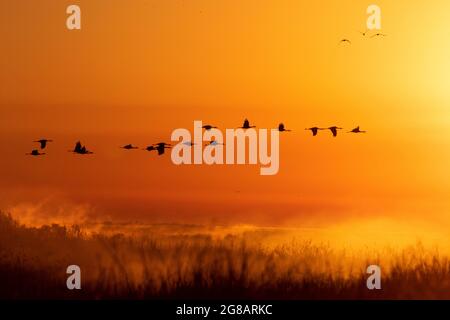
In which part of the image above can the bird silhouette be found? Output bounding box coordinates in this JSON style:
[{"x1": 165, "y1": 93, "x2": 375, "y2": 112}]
[
  {"x1": 358, "y1": 29, "x2": 370, "y2": 37},
  {"x1": 278, "y1": 123, "x2": 292, "y2": 132},
  {"x1": 182, "y1": 141, "x2": 196, "y2": 146},
  {"x1": 34, "y1": 139, "x2": 53, "y2": 149},
  {"x1": 205, "y1": 140, "x2": 224, "y2": 146},
  {"x1": 26, "y1": 149, "x2": 45, "y2": 156},
  {"x1": 327, "y1": 126, "x2": 343, "y2": 137},
  {"x1": 348, "y1": 126, "x2": 366, "y2": 133},
  {"x1": 340, "y1": 39, "x2": 352, "y2": 45},
  {"x1": 238, "y1": 119, "x2": 256, "y2": 129},
  {"x1": 202, "y1": 125, "x2": 218, "y2": 131},
  {"x1": 305, "y1": 127, "x2": 323, "y2": 136},
  {"x1": 143, "y1": 145, "x2": 157, "y2": 152},
  {"x1": 154, "y1": 142, "x2": 171, "y2": 147},
  {"x1": 371, "y1": 33, "x2": 387, "y2": 38},
  {"x1": 71, "y1": 141, "x2": 93, "y2": 154},
  {"x1": 121, "y1": 144, "x2": 138, "y2": 150},
  {"x1": 153, "y1": 143, "x2": 171, "y2": 155}
]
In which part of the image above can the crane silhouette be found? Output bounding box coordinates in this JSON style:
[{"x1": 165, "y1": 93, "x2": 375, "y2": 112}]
[
  {"x1": 340, "y1": 39, "x2": 351, "y2": 45},
  {"x1": 348, "y1": 126, "x2": 366, "y2": 133},
  {"x1": 21, "y1": 118, "x2": 370, "y2": 158},
  {"x1": 371, "y1": 33, "x2": 387, "y2": 38},
  {"x1": 34, "y1": 139, "x2": 53, "y2": 149},
  {"x1": 327, "y1": 126, "x2": 343, "y2": 137},
  {"x1": 358, "y1": 29, "x2": 370, "y2": 37},
  {"x1": 26, "y1": 149, "x2": 45, "y2": 156},
  {"x1": 205, "y1": 140, "x2": 224, "y2": 146},
  {"x1": 238, "y1": 119, "x2": 256, "y2": 129},
  {"x1": 121, "y1": 144, "x2": 139, "y2": 150},
  {"x1": 71, "y1": 141, "x2": 93, "y2": 154},
  {"x1": 202, "y1": 125, "x2": 218, "y2": 131},
  {"x1": 305, "y1": 127, "x2": 323, "y2": 136},
  {"x1": 143, "y1": 145, "x2": 157, "y2": 152},
  {"x1": 153, "y1": 142, "x2": 171, "y2": 155},
  {"x1": 278, "y1": 123, "x2": 292, "y2": 132}
]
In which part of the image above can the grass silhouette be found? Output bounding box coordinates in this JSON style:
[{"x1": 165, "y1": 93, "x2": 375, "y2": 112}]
[{"x1": 1, "y1": 212, "x2": 450, "y2": 299}]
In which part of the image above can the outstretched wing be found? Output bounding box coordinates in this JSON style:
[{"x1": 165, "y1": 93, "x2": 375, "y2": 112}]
[{"x1": 74, "y1": 141, "x2": 82, "y2": 152}]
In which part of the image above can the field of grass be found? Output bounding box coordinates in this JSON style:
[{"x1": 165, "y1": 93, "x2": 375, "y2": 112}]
[{"x1": 1, "y1": 212, "x2": 450, "y2": 299}]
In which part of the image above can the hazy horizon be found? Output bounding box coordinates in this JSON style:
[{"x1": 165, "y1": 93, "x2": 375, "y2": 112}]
[{"x1": 2, "y1": 1, "x2": 450, "y2": 247}]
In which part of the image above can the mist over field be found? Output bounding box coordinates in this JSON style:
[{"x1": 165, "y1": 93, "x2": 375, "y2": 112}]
[{"x1": 2, "y1": 211, "x2": 450, "y2": 299}]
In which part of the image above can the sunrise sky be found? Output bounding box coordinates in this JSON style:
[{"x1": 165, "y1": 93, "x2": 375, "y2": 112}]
[{"x1": 1, "y1": 0, "x2": 450, "y2": 239}]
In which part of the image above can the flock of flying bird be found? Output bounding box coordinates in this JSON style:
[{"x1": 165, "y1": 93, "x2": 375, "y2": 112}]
[
  {"x1": 25, "y1": 119, "x2": 366, "y2": 156},
  {"x1": 24, "y1": 27, "x2": 378, "y2": 157},
  {"x1": 340, "y1": 29, "x2": 387, "y2": 45}
]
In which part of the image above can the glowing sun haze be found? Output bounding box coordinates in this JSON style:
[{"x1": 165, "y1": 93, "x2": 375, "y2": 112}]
[{"x1": 1, "y1": 0, "x2": 450, "y2": 248}]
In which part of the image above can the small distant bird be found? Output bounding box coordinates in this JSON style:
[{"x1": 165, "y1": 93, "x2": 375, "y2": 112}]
[
  {"x1": 202, "y1": 125, "x2": 218, "y2": 131},
  {"x1": 305, "y1": 127, "x2": 323, "y2": 136},
  {"x1": 205, "y1": 140, "x2": 224, "y2": 146},
  {"x1": 71, "y1": 141, "x2": 93, "y2": 154},
  {"x1": 371, "y1": 33, "x2": 387, "y2": 38},
  {"x1": 26, "y1": 149, "x2": 45, "y2": 156},
  {"x1": 121, "y1": 144, "x2": 139, "y2": 150},
  {"x1": 278, "y1": 123, "x2": 291, "y2": 132},
  {"x1": 358, "y1": 29, "x2": 372, "y2": 37},
  {"x1": 348, "y1": 126, "x2": 366, "y2": 133},
  {"x1": 182, "y1": 141, "x2": 196, "y2": 146},
  {"x1": 340, "y1": 39, "x2": 352, "y2": 45},
  {"x1": 238, "y1": 119, "x2": 256, "y2": 129},
  {"x1": 143, "y1": 146, "x2": 157, "y2": 152},
  {"x1": 154, "y1": 142, "x2": 171, "y2": 147},
  {"x1": 34, "y1": 139, "x2": 53, "y2": 149},
  {"x1": 327, "y1": 126, "x2": 343, "y2": 137},
  {"x1": 153, "y1": 142, "x2": 171, "y2": 155}
]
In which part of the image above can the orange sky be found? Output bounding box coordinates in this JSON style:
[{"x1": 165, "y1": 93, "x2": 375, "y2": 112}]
[{"x1": 1, "y1": 0, "x2": 450, "y2": 232}]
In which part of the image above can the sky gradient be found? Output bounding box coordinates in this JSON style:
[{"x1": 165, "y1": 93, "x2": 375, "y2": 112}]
[{"x1": 1, "y1": 0, "x2": 450, "y2": 242}]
